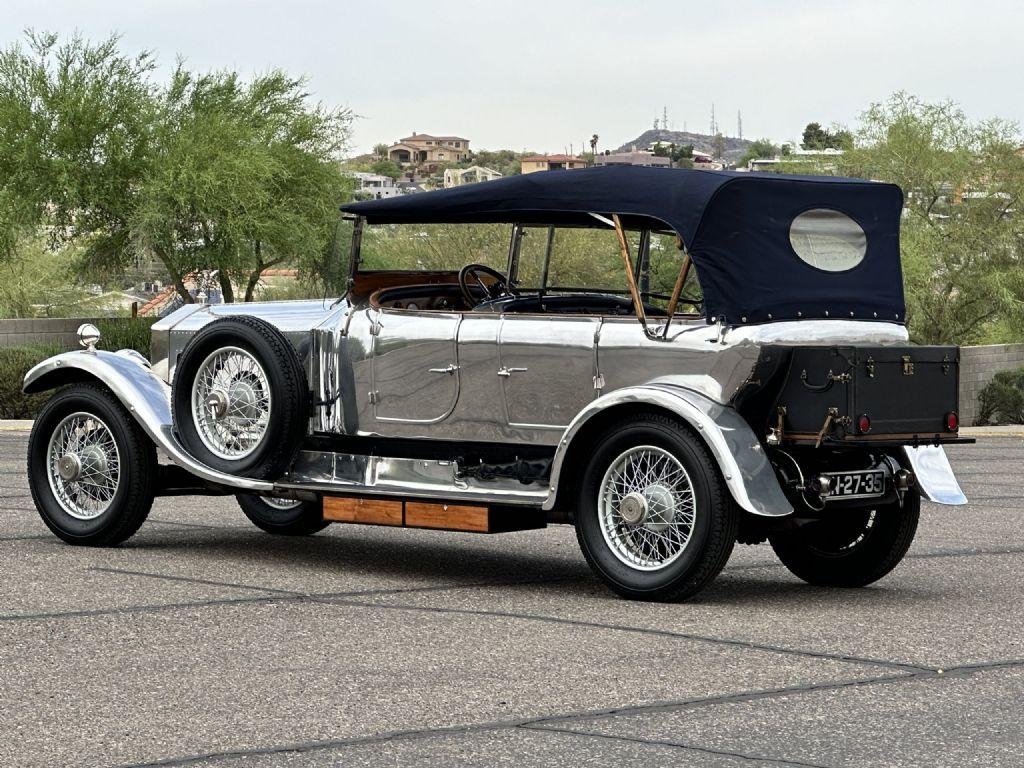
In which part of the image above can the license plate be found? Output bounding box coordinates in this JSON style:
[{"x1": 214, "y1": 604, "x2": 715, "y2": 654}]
[{"x1": 827, "y1": 469, "x2": 885, "y2": 499}]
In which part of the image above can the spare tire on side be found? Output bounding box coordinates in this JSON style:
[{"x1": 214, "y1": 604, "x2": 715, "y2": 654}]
[{"x1": 171, "y1": 316, "x2": 309, "y2": 479}]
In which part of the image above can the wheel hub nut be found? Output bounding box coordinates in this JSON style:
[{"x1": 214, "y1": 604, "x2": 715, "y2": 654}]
[
  {"x1": 619, "y1": 492, "x2": 648, "y2": 525},
  {"x1": 57, "y1": 453, "x2": 82, "y2": 482},
  {"x1": 205, "y1": 390, "x2": 229, "y2": 420}
]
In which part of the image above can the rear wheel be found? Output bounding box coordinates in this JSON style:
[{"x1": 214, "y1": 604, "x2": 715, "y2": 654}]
[
  {"x1": 28, "y1": 384, "x2": 156, "y2": 546},
  {"x1": 769, "y1": 491, "x2": 920, "y2": 587},
  {"x1": 236, "y1": 494, "x2": 329, "y2": 536},
  {"x1": 574, "y1": 413, "x2": 738, "y2": 601}
]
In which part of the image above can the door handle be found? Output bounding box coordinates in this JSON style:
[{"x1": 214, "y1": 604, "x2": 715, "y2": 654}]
[
  {"x1": 497, "y1": 366, "x2": 528, "y2": 377},
  {"x1": 428, "y1": 363, "x2": 460, "y2": 375}
]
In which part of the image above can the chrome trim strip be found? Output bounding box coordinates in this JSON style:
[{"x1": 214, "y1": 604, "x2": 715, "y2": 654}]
[
  {"x1": 278, "y1": 450, "x2": 547, "y2": 505},
  {"x1": 545, "y1": 384, "x2": 793, "y2": 517},
  {"x1": 902, "y1": 445, "x2": 967, "y2": 505}
]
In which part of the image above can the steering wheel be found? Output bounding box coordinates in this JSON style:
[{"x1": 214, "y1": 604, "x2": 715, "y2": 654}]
[{"x1": 458, "y1": 263, "x2": 515, "y2": 307}]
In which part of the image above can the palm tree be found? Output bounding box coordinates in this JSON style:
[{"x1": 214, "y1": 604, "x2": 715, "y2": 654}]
[{"x1": 589, "y1": 134, "x2": 599, "y2": 162}]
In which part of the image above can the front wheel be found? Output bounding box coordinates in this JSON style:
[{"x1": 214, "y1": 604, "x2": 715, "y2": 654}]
[
  {"x1": 574, "y1": 413, "x2": 738, "y2": 602},
  {"x1": 769, "y1": 491, "x2": 920, "y2": 587},
  {"x1": 236, "y1": 494, "x2": 329, "y2": 536},
  {"x1": 28, "y1": 383, "x2": 156, "y2": 546}
]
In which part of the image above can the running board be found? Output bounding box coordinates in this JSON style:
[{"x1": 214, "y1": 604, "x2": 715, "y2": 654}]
[
  {"x1": 275, "y1": 450, "x2": 550, "y2": 507},
  {"x1": 322, "y1": 496, "x2": 546, "y2": 534}
]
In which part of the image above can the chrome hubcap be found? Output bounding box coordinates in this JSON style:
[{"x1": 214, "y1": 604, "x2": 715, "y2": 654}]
[
  {"x1": 46, "y1": 413, "x2": 121, "y2": 520},
  {"x1": 191, "y1": 346, "x2": 272, "y2": 460},
  {"x1": 598, "y1": 445, "x2": 697, "y2": 571},
  {"x1": 260, "y1": 496, "x2": 302, "y2": 511}
]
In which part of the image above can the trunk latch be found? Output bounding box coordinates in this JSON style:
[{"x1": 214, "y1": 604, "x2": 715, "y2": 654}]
[{"x1": 902, "y1": 355, "x2": 914, "y2": 376}]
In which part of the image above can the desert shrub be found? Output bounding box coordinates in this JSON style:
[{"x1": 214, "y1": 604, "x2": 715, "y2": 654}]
[
  {"x1": 95, "y1": 317, "x2": 157, "y2": 356},
  {"x1": 975, "y1": 368, "x2": 1024, "y2": 426},
  {"x1": 0, "y1": 343, "x2": 63, "y2": 418}
]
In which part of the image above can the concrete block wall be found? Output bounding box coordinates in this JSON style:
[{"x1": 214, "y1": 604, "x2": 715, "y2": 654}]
[
  {"x1": 959, "y1": 344, "x2": 1024, "y2": 425},
  {"x1": 0, "y1": 318, "x2": 108, "y2": 350}
]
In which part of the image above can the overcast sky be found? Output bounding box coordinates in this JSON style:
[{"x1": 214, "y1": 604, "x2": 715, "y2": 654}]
[{"x1": 2, "y1": 0, "x2": 1022, "y2": 154}]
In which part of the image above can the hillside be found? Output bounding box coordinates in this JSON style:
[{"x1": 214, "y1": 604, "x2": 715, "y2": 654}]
[{"x1": 615, "y1": 128, "x2": 753, "y2": 162}]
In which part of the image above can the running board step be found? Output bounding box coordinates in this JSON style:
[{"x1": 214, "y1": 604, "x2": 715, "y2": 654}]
[{"x1": 322, "y1": 496, "x2": 546, "y2": 534}]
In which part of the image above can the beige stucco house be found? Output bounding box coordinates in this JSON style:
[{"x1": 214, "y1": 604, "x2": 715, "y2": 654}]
[
  {"x1": 387, "y1": 133, "x2": 470, "y2": 167},
  {"x1": 520, "y1": 154, "x2": 587, "y2": 174}
]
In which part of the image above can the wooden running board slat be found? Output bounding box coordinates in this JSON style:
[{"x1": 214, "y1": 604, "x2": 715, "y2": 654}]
[
  {"x1": 405, "y1": 501, "x2": 489, "y2": 532},
  {"x1": 323, "y1": 496, "x2": 403, "y2": 526}
]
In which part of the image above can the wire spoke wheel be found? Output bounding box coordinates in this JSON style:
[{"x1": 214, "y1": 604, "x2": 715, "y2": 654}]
[
  {"x1": 190, "y1": 346, "x2": 273, "y2": 460},
  {"x1": 598, "y1": 444, "x2": 697, "y2": 571},
  {"x1": 45, "y1": 412, "x2": 121, "y2": 520}
]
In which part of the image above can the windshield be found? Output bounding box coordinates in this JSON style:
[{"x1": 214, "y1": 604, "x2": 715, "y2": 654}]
[
  {"x1": 515, "y1": 225, "x2": 701, "y2": 312},
  {"x1": 354, "y1": 221, "x2": 702, "y2": 315}
]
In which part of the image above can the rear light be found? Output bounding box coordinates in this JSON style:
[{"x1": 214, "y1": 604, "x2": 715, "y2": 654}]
[
  {"x1": 945, "y1": 412, "x2": 959, "y2": 432},
  {"x1": 857, "y1": 414, "x2": 871, "y2": 434}
]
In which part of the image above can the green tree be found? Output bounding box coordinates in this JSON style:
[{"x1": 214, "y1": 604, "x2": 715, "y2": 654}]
[
  {"x1": 738, "y1": 138, "x2": 778, "y2": 168},
  {"x1": 801, "y1": 121, "x2": 830, "y2": 150},
  {"x1": 0, "y1": 32, "x2": 353, "y2": 304},
  {"x1": 801, "y1": 121, "x2": 851, "y2": 151},
  {"x1": 838, "y1": 93, "x2": 1024, "y2": 343},
  {"x1": 373, "y1": 142, "x2": 389, "y2": 158},
  {"x1": 370, "y1": 158, "x2": 403, "y2": 179}
]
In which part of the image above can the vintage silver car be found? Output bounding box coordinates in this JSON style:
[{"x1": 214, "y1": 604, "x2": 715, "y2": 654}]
[{"x1": 23, "y1": 167, "x2": 968, "y2": 601}]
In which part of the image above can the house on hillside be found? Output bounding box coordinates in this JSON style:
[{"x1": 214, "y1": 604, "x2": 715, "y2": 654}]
[
  {"x1": 387, "y1": 133, "x2": 471, "y2": 172},
  {"x1": 350, "y1": 171, "x2": 407, "y2": 200},
  {"x1": 521, "y1": 154, "x2": 586, "y2": 174},
  {"x1": 747, "y1": 147, "x2": 843, "y2": 173},
  {"x1": 443, "y1": 165, "x2": 503, "y2": 188},
  {"x1": 594, "y1": 151, "x2": 670, "y2": 168}
]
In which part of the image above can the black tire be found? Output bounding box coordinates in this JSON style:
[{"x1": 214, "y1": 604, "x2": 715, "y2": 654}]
[
  {"x1": 171, "y1": 316, "x2": 309, "y2": 479},
  {"x1": 236, "y1": 494, "x2": 329, "y2": 536},
  {"x1": 27, "y1": 383, "x2": 156, "y2": 546},
  {"x1": 575, "y1": 412, "x2": 738, "y2": 602},
  {"x1": 769, "y1": 491, "x2": 920, "y2": 587}
]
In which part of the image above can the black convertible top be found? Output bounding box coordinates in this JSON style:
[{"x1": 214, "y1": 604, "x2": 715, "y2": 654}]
[{"x1": 341, "y1": 166, "x2": 906, "y2": 325}]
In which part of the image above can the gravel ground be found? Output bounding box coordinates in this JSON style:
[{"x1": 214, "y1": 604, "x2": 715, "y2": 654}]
[{"x1": 1, "y1": 427, "x2": 1022, "y2": 767}]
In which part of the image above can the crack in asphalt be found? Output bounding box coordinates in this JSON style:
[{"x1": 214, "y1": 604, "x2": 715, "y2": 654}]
[
  {"x1": 112, "y1": 661, "x2": 1024, "y2": 768},
  {"x1": 75, "y1": 564, "x2": 936, "y2": 674},
  {"x1": 324, "y1": 595, "x2": 933, "y2": 673},
  {"x1": 526, "y1": 724, "x2": 834, "y2": 767}
]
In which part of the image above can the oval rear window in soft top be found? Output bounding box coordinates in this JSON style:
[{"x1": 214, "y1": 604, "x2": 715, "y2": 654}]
[{"x1": 788, "y1": 208, "x2": 867, "y2": 272}]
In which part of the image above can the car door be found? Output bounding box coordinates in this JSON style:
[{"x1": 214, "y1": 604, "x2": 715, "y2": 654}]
[
  {"x1": 370, "y1": 308, "x2": 462, "y2": 424},
  {"x1": 498, "y1": 315, "x2": 599, "y2": 430}
]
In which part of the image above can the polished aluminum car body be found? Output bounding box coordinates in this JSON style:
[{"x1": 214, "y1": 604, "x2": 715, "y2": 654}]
[{"x1": 23, "y1": 294, "x2": 966, "y2": 515}]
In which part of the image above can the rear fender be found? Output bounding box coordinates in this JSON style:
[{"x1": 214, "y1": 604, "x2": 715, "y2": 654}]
[
  {"x1": 24, "y1": 350, "x2": 272, "y2": 492},
  {"x1": 901, "y1": 445, "x2": 967, "y2": 505},
  {"x1": 546, "y1": 384, "x2": 793, "y2": 517}
]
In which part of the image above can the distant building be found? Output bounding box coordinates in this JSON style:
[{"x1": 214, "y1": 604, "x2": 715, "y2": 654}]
[
  {"x1": 594, "y1": 151, "x2": 670, "y2": 168},
  {"x1": 350, "y1": 171, "x2": 407, "y2": 200},
  {"x1": 747, "y1": 147, "x2": 843, "y2": 173},
  {"x1": 387, "y1": 133, "x2": 471, "y2": 169},
  {"x1": 521, "y1": 154, "x2": 587, "y2": 174},
  {"x1": 443, "y1": 165, "x2": 503, "y2": 188}
]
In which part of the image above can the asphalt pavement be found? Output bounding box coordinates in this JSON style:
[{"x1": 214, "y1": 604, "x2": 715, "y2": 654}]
[{"x1": 1, "y1": 426, "x2": 1023, "y2": 767}]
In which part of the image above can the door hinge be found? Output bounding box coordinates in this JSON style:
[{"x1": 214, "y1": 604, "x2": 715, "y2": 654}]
[
  {"x1": 593, "y1": 373, "x2": 605, "y2": 390},
  {"x1": 369, "y1": 321, "x2": 382, "y2": 336},
  {"x1": 368, "y1": 390, "x2": 380, "y2": 404}
]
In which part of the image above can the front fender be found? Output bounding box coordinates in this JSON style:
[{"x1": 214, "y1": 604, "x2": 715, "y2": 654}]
[
  {"x1": 546, "y1": 384, "x2": 792, "y2": 517},
  {"x1": 24, "y1": 350, "x2": 272, "y2": 492}
]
